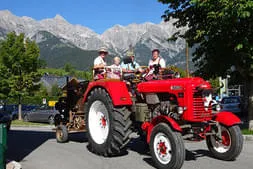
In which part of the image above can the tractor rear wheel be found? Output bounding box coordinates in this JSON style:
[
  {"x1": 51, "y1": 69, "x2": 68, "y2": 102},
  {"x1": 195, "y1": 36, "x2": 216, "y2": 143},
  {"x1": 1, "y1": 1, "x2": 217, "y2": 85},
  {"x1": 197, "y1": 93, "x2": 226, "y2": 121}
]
[
  {"x1": 206, "y1": 125, "x2": 243, "y2": 161},
  {"x1": 85, "y1": 88, "x2": 132, "y2": 156},
  {"x1": 149, "y1": 123, "x2": 185, "y2": 169}
]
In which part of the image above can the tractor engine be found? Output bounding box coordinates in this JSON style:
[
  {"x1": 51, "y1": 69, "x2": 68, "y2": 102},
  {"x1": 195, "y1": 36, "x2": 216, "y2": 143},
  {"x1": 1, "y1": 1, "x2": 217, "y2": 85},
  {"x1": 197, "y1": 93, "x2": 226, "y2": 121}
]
[
  {"x1": 153, "y1": 101, "x2": 179, "y2": 120},
  {"x1": 134, "y1": 93, "x2": 180, "y2": 122},
  {"x1": 136, "y1": 77, "x2": 214, "y2": 123}
]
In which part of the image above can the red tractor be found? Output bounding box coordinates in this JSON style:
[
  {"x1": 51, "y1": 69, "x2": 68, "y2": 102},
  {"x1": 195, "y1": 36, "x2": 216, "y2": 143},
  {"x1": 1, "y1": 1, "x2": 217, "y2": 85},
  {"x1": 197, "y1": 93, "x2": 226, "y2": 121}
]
[{"x1": 55, "y1": 65, "x2": 243, "y2": 169}]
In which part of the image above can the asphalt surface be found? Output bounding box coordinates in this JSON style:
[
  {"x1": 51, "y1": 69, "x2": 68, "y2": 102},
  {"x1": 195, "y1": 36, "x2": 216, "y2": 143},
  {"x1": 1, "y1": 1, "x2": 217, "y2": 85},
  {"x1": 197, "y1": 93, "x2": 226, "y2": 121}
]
[{"x1": 6, "y1": 127, "x2": 253, "y2": 169}]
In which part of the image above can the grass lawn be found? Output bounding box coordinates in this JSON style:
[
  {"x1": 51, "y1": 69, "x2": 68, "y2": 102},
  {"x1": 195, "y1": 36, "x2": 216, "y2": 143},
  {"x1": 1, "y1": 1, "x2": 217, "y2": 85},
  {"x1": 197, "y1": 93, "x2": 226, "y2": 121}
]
[
  {"x1": 11, "y1": 120, "x2": 50, "y2": 127},
  {"x1": 241, "y1": 129, "x2": 253, "y2": 135}
]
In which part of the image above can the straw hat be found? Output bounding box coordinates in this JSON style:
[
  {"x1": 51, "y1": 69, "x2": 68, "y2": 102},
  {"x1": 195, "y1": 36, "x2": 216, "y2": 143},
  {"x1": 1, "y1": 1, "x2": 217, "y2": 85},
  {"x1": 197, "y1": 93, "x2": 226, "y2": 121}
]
[
  {"x1": 127, "y1": 51, "x2": 135, "y2": 57},
  {"x1": 98, "y1": 47, "x2": 108, "y2": 53}
]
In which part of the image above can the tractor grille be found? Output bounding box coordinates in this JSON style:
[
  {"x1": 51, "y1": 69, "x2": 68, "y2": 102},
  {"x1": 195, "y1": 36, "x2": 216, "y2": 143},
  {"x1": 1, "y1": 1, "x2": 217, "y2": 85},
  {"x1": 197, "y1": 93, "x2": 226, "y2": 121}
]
[{"x1": 192, "y1": 89, "x2": 212, "y2": 120}]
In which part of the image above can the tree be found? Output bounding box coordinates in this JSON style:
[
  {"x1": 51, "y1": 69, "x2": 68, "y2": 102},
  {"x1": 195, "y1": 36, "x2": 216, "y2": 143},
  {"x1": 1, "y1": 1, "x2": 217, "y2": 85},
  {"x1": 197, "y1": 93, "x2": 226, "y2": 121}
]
[
  {"x1": 64, "y1": 63, "x2": 74, "y2": 73},
  {"x1": 50, "y1": 83, "x2": 62, "y2": 97},
  {"x1": 0, "y1": 65, "x2": 11, "y2": 99},
  {"x1": 38, "y1": 59, "x2": 47, "y2": 69},
  {"x1": 168, "y1": 65, "x2": 187, "y2": 77},
  {"x1": 208, "y1": 78, "x2": 221, "y2": 94},
  {"x1": 0, "y1": 32, "x2": 41, "y2": 120},
  {"x1": 159, "y1": 0, "x2": 253, "y2": 129}
]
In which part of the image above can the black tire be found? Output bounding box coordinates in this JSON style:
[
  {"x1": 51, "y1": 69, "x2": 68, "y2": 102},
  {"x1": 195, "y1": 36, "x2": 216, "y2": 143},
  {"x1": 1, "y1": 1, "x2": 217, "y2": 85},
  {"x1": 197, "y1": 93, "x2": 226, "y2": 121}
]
[
  {"x1": 149, "y1": 123, "x2": 185, "y2": 169},
  {"x1": 56, "y1": 125, "x2": 68, "y2": 143},
  {"x1": 23, "y1": 115, "x2": 29, "y2": 122},
  {"x1": 48, "y1": 116, "x2": 55, "y2": 125},
  {"x1": 85, "y1": 88, "x2": 132, "y2": 156},
  {"x1": 206, "y1": 125, "x2": 243, "y2": 161}
]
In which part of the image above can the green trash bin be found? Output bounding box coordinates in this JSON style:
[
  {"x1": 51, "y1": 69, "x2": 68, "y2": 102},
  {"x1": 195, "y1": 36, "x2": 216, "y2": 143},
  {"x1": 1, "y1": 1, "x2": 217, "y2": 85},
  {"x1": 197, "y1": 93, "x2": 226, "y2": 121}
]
[{"x1": 0, "y1": 123, "x2": 7, "y2": 169}]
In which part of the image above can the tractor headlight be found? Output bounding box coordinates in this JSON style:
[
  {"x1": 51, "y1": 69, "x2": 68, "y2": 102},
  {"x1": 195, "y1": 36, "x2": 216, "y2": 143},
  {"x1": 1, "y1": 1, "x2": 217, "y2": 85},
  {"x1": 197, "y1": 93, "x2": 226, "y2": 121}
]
[
  {"x1": 177, "y1": 106, "x2": 187, "y2": 114},
  {"x1": 203, "y1": 93, "x2": 212, "y2": 111},
  {"x1": 177, "y1": 107, "x2": 184, "y2": 114}
]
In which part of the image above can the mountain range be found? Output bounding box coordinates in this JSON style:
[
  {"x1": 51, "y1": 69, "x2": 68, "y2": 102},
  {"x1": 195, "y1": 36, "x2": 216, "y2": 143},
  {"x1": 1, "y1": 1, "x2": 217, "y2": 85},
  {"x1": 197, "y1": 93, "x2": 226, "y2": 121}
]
[{"x1": 0, "y1": 10, "x2": 191, "y2": 70}]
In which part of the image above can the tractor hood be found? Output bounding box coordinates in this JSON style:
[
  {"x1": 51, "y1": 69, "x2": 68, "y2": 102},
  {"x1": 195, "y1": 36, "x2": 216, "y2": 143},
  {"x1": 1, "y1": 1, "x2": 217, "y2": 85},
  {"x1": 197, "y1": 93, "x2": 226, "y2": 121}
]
[{"x1": 137, "y1": 77, "x2": 211, "y2": 93}]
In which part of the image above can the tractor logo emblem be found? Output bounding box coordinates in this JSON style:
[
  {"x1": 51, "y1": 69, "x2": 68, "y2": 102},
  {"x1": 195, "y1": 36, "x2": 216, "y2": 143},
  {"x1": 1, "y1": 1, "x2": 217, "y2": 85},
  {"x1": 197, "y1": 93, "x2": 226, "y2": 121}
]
[{"x1": 203, "y1": 94, "x2": 212, "y2": 111}]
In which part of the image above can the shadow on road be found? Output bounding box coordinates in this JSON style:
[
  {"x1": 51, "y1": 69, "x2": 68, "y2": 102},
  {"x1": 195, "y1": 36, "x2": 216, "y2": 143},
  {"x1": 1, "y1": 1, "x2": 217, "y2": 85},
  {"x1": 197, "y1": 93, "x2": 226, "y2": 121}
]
[
  {"x1": 7, "y1": 129, "x2": 215, "y2": 168},
  {"x1": 6, "y1": 129, "x2": 87, "y2": 162},
  {"x1": 128, "y1": 138, "x2": 213, "y2": 168},
  {"x1": 185, "y1": 149, "x2": 213, "y2": 161},
  {"x1": 127, "y1": 138, "x2": 150, "y2": 155},
  {"x1": 141, "y1": 149, "x2": 213, "y2": 168}
]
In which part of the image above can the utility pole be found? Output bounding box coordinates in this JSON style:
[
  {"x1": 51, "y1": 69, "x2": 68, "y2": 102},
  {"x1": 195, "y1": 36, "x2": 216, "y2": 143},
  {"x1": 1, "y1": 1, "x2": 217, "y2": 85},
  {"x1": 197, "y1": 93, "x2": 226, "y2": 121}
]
[
  {"x1": 185, "y1": 41, "x2": 190, "y2": 77},
  {"x1": 18, "y1": 65, "x2": 22, "y2": 120}
]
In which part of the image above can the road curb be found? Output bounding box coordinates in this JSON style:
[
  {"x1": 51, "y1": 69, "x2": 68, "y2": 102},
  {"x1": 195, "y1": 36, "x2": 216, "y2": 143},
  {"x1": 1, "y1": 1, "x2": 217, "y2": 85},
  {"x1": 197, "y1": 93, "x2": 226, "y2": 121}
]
[
  {"x1": 10, "y1": 126, "x2": 55, "y2": 132},
  {"x1": 243, "y1": 135, "x2": 253, "y2": 141},
  {"x1": 11, "y1": 125, "x2": 54, "y2": 130},
  {"x1": 11, "y1": 125, "x2": 53, "y2": 128}
]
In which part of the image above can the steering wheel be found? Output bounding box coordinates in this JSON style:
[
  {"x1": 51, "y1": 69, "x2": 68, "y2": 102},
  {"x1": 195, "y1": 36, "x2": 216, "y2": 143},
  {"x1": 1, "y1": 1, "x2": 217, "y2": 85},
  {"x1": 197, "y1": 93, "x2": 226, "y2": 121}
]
[{"x1": 142, "y1": 66, "x2": 179, "y2": 81}]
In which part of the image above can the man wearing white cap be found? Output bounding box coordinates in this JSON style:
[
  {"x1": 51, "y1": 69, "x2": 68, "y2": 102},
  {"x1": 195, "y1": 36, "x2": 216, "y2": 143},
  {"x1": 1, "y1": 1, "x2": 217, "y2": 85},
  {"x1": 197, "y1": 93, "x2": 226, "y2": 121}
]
[
  {"x1": 94, "y1": 47, "x2": 108, "y2": 68},
  {"x1": 93, "y1": 47, "x2": 108, "y2": 79}
]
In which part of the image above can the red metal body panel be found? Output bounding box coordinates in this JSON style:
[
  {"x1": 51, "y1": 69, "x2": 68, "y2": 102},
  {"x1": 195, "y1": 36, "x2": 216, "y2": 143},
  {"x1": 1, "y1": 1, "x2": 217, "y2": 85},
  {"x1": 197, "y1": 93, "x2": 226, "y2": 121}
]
[
  {"x1": 141, "y1": 115, "x2": 182, "y2": 143},
  {"x1": 137, "y1": 77, "x2": 208, "y2": 93},
  {"x1": 82, "y1": 79, "x2": 132, "y2": 106},
  {"x1": 213, "y1": 112, "x2": 241, "y2": 126},
  {"x1": 137, "y1": 77, "x2": 212, "y2": 122}
]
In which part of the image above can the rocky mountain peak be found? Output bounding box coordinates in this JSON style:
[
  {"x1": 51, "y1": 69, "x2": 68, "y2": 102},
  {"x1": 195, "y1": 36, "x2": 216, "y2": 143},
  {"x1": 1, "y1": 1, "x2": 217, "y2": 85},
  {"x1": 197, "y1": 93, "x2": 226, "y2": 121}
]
[
  {"x1": 0, "y1": 10, "x2": 12, "y2": 16},
  {"x1": 54, "y1": 14, "x2": 67, "y2": 22},
  {"x1": 21, "y1": 16, "x2": 35, "y2": 22},
  {"x1": 0, "y1": 10, "x2": 189, "y2": 68}
]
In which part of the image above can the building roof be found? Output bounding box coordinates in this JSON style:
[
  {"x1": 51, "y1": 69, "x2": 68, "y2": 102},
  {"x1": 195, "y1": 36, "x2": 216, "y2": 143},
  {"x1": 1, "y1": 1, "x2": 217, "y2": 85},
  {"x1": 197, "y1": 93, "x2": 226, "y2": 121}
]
[{"x1": 40, "y1": 74, "x2": 85, "y2": 89}]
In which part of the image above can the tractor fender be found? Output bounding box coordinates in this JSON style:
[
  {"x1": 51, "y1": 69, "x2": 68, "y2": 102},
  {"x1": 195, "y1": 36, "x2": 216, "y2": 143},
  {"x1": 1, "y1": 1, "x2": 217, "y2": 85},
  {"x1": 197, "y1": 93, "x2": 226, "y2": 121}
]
[
  {"x1": 83, "y1": 80, "x2": 132, "y2": 106},
  {"x1": 213, "y1": 111, "x2": 241, "y2": 127},
  {"x1": 141, "y1": 115, "x2": 182, "y2": 143}
]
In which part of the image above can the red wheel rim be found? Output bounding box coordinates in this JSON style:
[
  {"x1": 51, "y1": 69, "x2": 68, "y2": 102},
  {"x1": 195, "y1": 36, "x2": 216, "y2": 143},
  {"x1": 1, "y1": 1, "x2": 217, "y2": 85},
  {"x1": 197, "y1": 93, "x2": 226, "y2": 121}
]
[
  {"x1": 101, "y1": 116, "x2": 107, "y2": 127},
  {"x1": 158, "y1": 142, "x2": 167, "y2": 155},
  {"x1": 211, "y1": 126, "x2": 231, "y2": 153},
  {"x1": 154, "y1": 133, "x2": 172, "y2": 164},
  {"x1": 221, "y1": 130, "x2": 231, "y2": 146}
]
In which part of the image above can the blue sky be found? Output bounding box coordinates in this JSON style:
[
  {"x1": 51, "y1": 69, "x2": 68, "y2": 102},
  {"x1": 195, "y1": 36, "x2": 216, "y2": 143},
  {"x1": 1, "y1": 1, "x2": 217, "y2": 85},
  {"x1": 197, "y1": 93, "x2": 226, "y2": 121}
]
[{"x1": 0, "y1": 0, "x2": 168, "y2": 34}]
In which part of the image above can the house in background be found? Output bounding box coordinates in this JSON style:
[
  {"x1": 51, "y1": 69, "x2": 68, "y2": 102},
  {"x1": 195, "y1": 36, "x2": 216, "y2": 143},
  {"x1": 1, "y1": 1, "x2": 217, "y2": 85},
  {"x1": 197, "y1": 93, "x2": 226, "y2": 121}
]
[
  {"x1": 40, "y1": 74, "x2": 67, "y2": 92},
  {"x1": 40, "y1": 74, "x2": 85, "y2": 92}
]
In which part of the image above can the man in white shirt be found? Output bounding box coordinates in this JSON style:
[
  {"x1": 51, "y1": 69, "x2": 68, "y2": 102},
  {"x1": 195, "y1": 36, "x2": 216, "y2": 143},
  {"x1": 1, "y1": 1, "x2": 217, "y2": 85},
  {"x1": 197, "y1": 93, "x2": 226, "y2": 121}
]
[
  {"x1": 148, "y1": 49, "x2": 166, "y2": 68},
  {"x1": 93, "y1": 47, "x2": 108, "y2": 79},
  {"x1": 94, "y1": 47, "x2": 108, "y2": 68}
]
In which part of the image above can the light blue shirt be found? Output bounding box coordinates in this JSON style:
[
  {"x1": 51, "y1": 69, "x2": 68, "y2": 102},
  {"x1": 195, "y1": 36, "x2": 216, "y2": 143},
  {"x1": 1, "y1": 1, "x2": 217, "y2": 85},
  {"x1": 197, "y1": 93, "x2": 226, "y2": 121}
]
[{"x1": 121, "y1": 61, "x2": 140, "y2": 71}]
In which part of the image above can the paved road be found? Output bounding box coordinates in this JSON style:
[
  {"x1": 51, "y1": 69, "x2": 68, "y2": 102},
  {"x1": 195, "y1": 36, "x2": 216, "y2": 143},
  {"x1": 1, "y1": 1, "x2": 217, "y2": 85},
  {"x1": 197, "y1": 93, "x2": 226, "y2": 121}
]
[{"x1": 7, "y1": 127, "x2": 253, "y2": 169}]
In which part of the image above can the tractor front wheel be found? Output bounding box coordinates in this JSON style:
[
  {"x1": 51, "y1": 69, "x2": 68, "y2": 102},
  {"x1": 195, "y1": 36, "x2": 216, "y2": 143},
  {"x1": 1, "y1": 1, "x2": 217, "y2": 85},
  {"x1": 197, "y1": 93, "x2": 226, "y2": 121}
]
[
  {"x1": 85, "y1": 88, "x2": 132, "y2": 156},
  {"x1": 56, "y1": 125, "x2": 68, "y2": 143},
  {"x1": 149, "y1": 123, "x2": 185, "y2": 169},
  {"x1": 206, "y1": 125, "x2": 243, "y2": 161}
]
